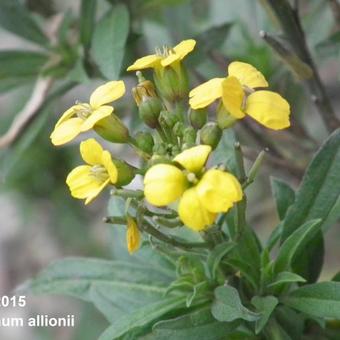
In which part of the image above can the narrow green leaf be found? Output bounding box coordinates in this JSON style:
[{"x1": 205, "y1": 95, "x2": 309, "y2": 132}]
[
  {"x1": 251, "y1": 296, "x2": 278, "y2": 334},
  {"x1": 91, "y1": 5, "x2": 130, "y2": 79},
  {"x1": 80, "y1": 0, "x2": 97, "y2": 49},
  {"x1": 212, "y1": 285, "x2": 260, "y2": 322},
  {"x1": 0, "y1": 0, "x2": 48, "y2": 46},
  {"x1": 98, "y1": 295, "x2": 186, "y2": 340},
  {"x1": 0, "y1": 50, "x2": 48, "y2": 78},
  {"x1": 274, "y1": 219, "x2": 322, "y2": 273},
  {"x1": 270, "y1": 177, "x2": 295, "y2": 220},
  {"x1": 207, "y1": 241, "x2": 235, "y2": 280},
  {"x1": 267, "y1": 271, "x2": 306, "y2": 288},
  {"x1": 283, "y1": 282, "x2": 340, "y2": 319},
  {"x1": 281, "y1": 129, "x2": 340, "y2": 241},
  {"x1": 143, "y1": 306, "x2": 240, "y2": 340},
  {"x1": 275, "y1": 306, "x2": 304, "y2": 340}
]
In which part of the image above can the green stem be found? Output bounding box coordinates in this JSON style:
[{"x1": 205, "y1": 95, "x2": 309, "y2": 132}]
[
  {"x1": 234, "y1": 141, "x2": 246, "y2": 183},
  {"x1": 103, "y1": 216, "x2": 127, "y2": 225},
  {"x1": 111, "y1": 188, "x2": 144, "y2": 199}
]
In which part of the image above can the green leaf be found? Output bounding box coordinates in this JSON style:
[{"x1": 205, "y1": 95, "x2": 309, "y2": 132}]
[
  {"x1": 281, "y1": 129, "x2": 340, "y2": 241},
  {"x1": 251, "y1": 296, "x2": 278, "y2": 334},
  {"x1": 0, "y1": 50, "x2": 48, "y2": 78},
  {"x1": 80, "y1": 0, "x2": 97, "y2": 50},
  {"x1": 270, "y1": 177, "x2": 295, "y2": 220},
  {"x1": 98, "y1": 295, "x2": 187, "y2": 340},
  {"x1": 0, "y1": 0, "x2": 48, "y2": 46},
  {"x1": 211, "y1": 285, "x2": 260, "y2": 322},
  {"x1": 91, "y1": 4, "x2": 130, "y2": 80},
  {"x1": 283, "y1": 282, "x2": 340, "y2": 319},
  {"x1": 333, "y1": 272, "x2": 340, "y2": 282},
  {"x1": 267, "y1": 271, "x2": 306, "y2": 288},
  {"x1": 143, "y1": 306, "x2": 240, "y2": 340},
  {"x1": 23, "y1": 257, "x2": 175, "y2": 322},
  {"x1": 207, "y1": 241, "x2": 236, "y2": 280},
  {"x1": 194, "y1": 23, "x2": 233, "y2": 54},
  {"x1": 274, "y1": 219, "x2": 322, "y2": 273},
  {"x1": 274, "y1": 306, "x2": 304, "y2": 340}
]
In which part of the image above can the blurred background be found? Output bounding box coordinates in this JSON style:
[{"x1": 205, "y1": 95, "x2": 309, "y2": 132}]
[{"x1": 0, "y1": 0, "x2": 339, "y2": 339}]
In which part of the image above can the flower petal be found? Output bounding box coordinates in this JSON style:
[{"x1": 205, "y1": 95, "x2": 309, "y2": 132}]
[
  {"x1": 127, "y1": 54, "x2": 162, "y2": 71},
  {"x1": 101, "y1": 150, "x2": 118, "y2": 183},
  {"x1": 126, "y1": 217, "x2": 141, "y2": 254},
  {"x1": 144, "y1": 164, "x2": 187, "y2": 206},
  {"x1": 66, "y1": 165, "x2": 109, "y2": 204},
  {"x1": 50, "y1": 117, "x2": 83, "y2": 145},
  {"x1": 196, "y1": 169, "x2": 243, "y2": 213},
  {"x1": 174, "y1": 145, "x2": 211, "y2": 173},
  {"x1": 245, "y1": 90, "x2": 291, "y2": 130},
  {"x1": 161, "y1": 39, "x2": 196, "y2": 67},
  {"x1": 80, "y1": 106, "x2": 113, "y2": 132},
  {"x1": 221, "y1": 76, "x2": 246, "y2": 119},
  {"x1": 80, "y1": 138, "x2": 104, "y2": 165},
  {"x1": 89, "y1": 81, "x2": 125, "y2": 108},
  {"x1": 189, "y1": 78, "x2": 224, "y2": 109},
  {"x1": 55, "y1": 104, "x2": 85, "y2": 127},
  {"x1": 228, "y1": 61, "x2": 268, "y2": 89},
  {"x1": 178, "y1": 187, "x2": 216, "y2": 231}
]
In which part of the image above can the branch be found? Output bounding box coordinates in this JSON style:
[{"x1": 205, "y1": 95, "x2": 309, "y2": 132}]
[{"x1": 260, "y1": 0, "x2": 340, "y2": 132}]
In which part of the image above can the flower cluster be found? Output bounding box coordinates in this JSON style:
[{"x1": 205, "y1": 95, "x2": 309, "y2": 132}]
[{"x1": 50, "y1": 39, "x2": 291, "y2": 253}]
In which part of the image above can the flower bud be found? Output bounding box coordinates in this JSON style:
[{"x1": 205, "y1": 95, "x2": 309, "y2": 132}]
[
  {"x1": 154, "y1": 63, "x2": 189, "y2": 102},
  {"x1": 200, "y1": 122, "x2": 222, "y2": 150},
  {"x1": 158, "y1": 110, "x2": 178, "y2": 129},
  {"x1": 139, "y1": 97, "x2": 163, "y2": 128},
  {"x1": 94, "y1": 114, "x2": 130, "y2": 143},
  {"x1": 183, "y1": 127, "x2": 197, "y2": 146},
  {"x1": 189, "y1": 108, "x2": 207, "y2": 129},
  {"x1": 132, "y1": 78, "x2": 157, "y2": 106},
  {"x1": 153, "y1": 142, "x2": 167, "y2": 156},
  {"x1": 126, "y1": 216, "x2": 141, "y2": 254},
  {"x1": 135, "y1": 131, "x2": 154, "y2": 154},
  {"x1": 112, "y1": 159, "x2": 136, "y2": 186},
  {"x1": 173, "y1": 122, "x2": 184, "y2": 138}
]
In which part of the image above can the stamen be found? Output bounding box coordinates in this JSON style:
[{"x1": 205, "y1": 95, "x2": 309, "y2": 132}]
[
  {"x1": 187, "y1": 172, "x2": 198, "y2": 184},
  {"x1": 75, "y1": 103, "x2": 92, "y2": 120},
  {"x1": 90, "y1": 165, "x2": 109, "y2": 181}
]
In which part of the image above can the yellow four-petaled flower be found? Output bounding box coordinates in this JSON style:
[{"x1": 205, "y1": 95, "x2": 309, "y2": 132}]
[
  {"x1": 50, "y1": 81, "x2": 125, "y2": 145},
  {"x1": 144, "y1": 145, "x2": 243, "y2": 231},
  {"x1": 189, "y1": 61, "x2": 290, "y2": 130},
  {"x1": 66, "y1": 138, "x2": 118, "y2": 204}
]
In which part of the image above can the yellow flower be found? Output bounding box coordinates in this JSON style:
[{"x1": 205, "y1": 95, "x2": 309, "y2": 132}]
[
  {"x1": 189, "y1": 61, "x2": 290, "y2": 130},
  {"x1": 127, "y1": 39, "x2": 196, "y2": 72},
  {"x1": 66, "y1": 139, "x2": 118, "y2": 204},
  {"x1": 143, "y1": 145, "x2": 242, "y2": 231},
  {"x1": 50, "y1": 81, "x2": 125, "y2": 145},
  {"x1": 126, "y1": 216, "x2": 141, "y2": 254}
]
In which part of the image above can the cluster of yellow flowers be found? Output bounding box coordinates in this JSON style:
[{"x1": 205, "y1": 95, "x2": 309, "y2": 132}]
[{"x1": 50, "y1": 39, "x2": 290, "y2": 253}]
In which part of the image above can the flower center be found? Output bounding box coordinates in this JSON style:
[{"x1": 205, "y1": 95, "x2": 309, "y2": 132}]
[
  {"x1": 90, "y1": 165, "x2": 109, "y2": 181},
  {"x1": 187, "y1": 172, "x2": 198, "y2": 184},
  {"x1": 75, "y1": 103, "x2": 92, "y2": 120},
  {"x1": 155, "y1": 45, "x2": 175, "y2": 57}
]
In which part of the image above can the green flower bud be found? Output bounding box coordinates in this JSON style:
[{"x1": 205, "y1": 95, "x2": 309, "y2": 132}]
[
  {"x1": 139, "y1": 97, "x2": 163, "y2": 128},
  {"x1": 153, "y1": 142, "x2": 167, "y2": 156},
  {"x1": 148, "y1": 155, "x2": 172, "y2": 167},
  {"x1": 158, "y1": 110, "x2": 178, "y2": 129},
  {"x1": 94, "y1": 114, "x2": 130, "y2": 143},
  {"x1": 154, "y1": 63, "x2": 189, "y2": 102},
  {"x1": 173, "y1": 122, "x2": 184, "y2": 137},
  {"x1": 200, "y1": 122, "x2": 222, "y2": 150},
  {"x1": 183, "y1": 126, "x2": 197, "y2": 145},
  {"x1": 189, "y1": 108, "x2": 207, "y2": 129},
  {"x1": 112, "y1": 159, "x2": 136, "y2": 186},
  {"x1": 135, "y1": 131, "x2": 154, "y2": 154}
]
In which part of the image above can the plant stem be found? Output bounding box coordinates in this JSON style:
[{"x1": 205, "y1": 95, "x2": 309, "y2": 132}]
[{"x1": 260, "y1": 0, "x2": 339, "y2": 132}]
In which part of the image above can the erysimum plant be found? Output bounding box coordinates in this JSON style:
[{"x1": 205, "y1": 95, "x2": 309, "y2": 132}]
[{"x1": 25, "y1": 38, "x2": 340, "y2": 340}]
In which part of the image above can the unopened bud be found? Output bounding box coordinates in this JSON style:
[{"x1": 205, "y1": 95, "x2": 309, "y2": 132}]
[
  {"x1": 158, "y1": 110, "x2": 178, "y2": 129},
  {"x1": 189, "y1": 108, "x2": 207, "y2": 129},
  {"x1": 173, "y1": 122, "x2": 184, "y2": 137},
  {"x1": 135, "y1": 131, "x2": 154, "y2": 154},
  {"x1": 200, "y1": 122, "x2": 222, "y2": 149},
  {"x1": 153, "y1": 142, "x2": 167, "y2": 156},
  {"x1": 183, "y1": 126, "x2": 197, "y2": 146},
  {"x1": 132, "y1": 78, "x2": 157, "y2": 106},
  {"x1": 139, "y1": 97, "x2": 163, "y2": 128},
  {"x1": 94, "y1": 114, "x2": 130, "y2": 143}
]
